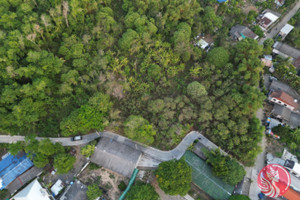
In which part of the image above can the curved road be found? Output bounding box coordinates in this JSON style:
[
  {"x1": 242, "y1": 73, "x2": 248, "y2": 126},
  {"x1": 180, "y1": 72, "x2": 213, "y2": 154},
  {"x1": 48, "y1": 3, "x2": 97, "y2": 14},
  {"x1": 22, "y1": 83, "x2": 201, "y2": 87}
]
[{"x1": 0, "y1": 131, "x2": 201, "y2": 161}]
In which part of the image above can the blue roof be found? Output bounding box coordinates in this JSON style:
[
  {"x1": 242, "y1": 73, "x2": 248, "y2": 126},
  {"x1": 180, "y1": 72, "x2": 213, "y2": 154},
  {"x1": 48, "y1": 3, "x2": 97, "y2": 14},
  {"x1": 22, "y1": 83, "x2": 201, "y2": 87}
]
[
  {"x1": 0, "y1": 153, "x2": 33, "y2": 190},
  {"x1": 218, "y1": 0, "x2": 227, "y2": 2}
]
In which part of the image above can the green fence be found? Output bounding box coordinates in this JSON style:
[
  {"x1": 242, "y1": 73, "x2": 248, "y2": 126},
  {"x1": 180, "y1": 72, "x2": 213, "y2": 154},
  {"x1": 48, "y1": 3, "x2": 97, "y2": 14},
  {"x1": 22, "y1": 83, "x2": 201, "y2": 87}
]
[
  {"x1": 184, "y1": 151, "x2": 234, "y2": 200},
  {"x1": 119, "y1": 168, "x2": 139, "y2": 200}
]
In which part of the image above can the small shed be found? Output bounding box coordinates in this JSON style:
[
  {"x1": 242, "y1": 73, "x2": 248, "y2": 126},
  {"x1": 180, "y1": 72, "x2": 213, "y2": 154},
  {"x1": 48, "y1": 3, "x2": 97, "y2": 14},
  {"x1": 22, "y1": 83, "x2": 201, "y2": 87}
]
[
  {"x1": 196, "y1": 39, "x2": 209, "y2": 49},
  {"x1": 279, "y1": 24, "x2": 294, "y2": 39},
  {"x1": 51, "y1": 179, "x2": 64, "y2": 196}
]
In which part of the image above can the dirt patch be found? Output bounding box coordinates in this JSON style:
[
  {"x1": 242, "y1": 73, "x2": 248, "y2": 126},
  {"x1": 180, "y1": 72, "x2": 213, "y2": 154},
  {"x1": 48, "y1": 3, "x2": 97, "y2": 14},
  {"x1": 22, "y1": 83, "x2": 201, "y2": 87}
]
[
  {"x1": 79, "y1": 165, "x2": 128, "y2": 200},
  {"x1": 241, "y1": 0, "x2": 259, "y2": 15},
  {"x1": 265, "y1": 136, "x2": 285, "y2": 157}
]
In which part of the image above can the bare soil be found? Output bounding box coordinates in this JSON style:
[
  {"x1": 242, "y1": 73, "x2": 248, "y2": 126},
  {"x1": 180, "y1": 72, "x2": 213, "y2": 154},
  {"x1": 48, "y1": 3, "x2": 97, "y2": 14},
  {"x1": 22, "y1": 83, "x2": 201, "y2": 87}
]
[{"x1": 79, "y1": 166, "x2": 128, "y2": 200}]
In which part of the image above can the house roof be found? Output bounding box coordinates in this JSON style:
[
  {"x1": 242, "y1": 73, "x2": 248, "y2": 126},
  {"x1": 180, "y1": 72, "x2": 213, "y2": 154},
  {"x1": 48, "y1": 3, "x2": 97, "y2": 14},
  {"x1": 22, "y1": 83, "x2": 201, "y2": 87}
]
[
  {"x1": 273, "y1": 42, "x2": 300, "y2": 59},
  {"x1": 270, "y1": 91, "x2": 299, "y2": 109},
  {"x1": 261, "y1": 17, "x2": 272, "y2": 26},
  {"x1": 289, "y1": 112, "x2": 300, "y2": 128},
  {"x1": 230, "y1": 25, "x2": 258, "y2": 39},
  {"x1": 196, "y1": 39, "x2": 209, "y2": 49},
  {"x1": 50, "y1": 179, "x2": 64, "y2": 196},
  {"x1": 90, "y1": 137, "x2": 141, "y2": 177},
  {"x1": 269, "y1": 80, "x2": 300, "y2": 101},
  {"x1": 272, "y1": 104, "x2": 291, "y2": 121},
  {"x1": 280, "y1": 24, "x2": 294, "y2": 35},
  {"x1": 12, "y1": 179, "x2": 50, "y2": 200},
  {"x1": 261, "y1": 58, "x2": 273, "y2": 67},
  {"x1": 0, "y1": 152, "x2": 33, "y2": 190},
  {"x1": 60, "y1": 180, "x2": 87, "y2": 200},
  {"x1": 264, "y1": 12, "x2": 279, "y2": 23}
]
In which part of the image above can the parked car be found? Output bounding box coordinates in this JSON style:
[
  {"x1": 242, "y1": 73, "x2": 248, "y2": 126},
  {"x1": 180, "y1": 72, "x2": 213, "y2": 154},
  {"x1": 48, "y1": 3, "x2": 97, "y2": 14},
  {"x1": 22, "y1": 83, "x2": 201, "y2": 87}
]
[{"x1": 71, "y1": 135, "x2": 82, "y2": 141}]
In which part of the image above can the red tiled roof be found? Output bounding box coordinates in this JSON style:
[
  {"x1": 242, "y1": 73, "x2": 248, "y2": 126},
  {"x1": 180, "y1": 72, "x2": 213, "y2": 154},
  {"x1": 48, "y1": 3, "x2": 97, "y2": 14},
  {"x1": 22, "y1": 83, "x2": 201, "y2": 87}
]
[
  {"x1": 283, "y1": 187, "x2": 300, "y2": 200},
  {"x1": 261, "y1": 17, "x2": 272, "y2": 26},
  {"x1": 270, "y1": 91, "x2": 299, "y2": 109}
]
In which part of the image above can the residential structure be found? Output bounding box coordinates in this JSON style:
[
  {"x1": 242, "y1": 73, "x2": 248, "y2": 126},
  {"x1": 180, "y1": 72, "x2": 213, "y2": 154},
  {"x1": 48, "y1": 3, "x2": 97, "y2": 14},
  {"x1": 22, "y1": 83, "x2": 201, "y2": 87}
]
[
  {"x1": 271, "y1": 104, "x2": 300, "y2": 128},
  {"x1": 273, "y1": 42, "x2": 300, "y2": 64},
  {"x1": 269, "y1": 90, "x2": 299, "y2": 111},
  {"x1": 259, "y1": 11, "x2": 280, "y2": 30},
  {"x1": 91, "y1": 137, "x2": 142, "y2": 177},
  {"x1": 278, "y1": 24, "x2": 294, "y2": 40},
  {"x1": 230, "y1": 25, "x2": 259, "y2": 40},
  {"x1": 11, "y1": 179, "x2": 50, "y2": 200},
  {"x1": 51, "y1": 179, "x2": 64, "y2": 197},
  {"x1": 275, "y1": 0, "x2": 285, "y2": 7},
  {"x1": 0, "y1": 152, "x2": 33, "y2": 190}
]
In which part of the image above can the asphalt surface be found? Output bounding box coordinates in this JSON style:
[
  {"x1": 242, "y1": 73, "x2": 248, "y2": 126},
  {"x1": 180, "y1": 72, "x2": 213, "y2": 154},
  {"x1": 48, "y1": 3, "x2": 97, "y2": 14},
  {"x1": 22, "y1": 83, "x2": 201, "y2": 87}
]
[
  {"x1": 0, "y1": 131, "x2": 201, "y2": 161},
  {"x1": 259, "y1": 1, "x2": 300, "y2": 45}
]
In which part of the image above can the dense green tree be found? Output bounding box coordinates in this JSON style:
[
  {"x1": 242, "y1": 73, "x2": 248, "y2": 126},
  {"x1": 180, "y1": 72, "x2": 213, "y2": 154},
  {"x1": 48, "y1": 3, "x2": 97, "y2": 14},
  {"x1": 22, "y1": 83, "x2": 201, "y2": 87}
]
[
  {"x1": 126, "y1": 182, "x2": 159, "y2": 200},
  {"x1": 155, "y1": 159, "x2": 192, "y2": 196},
  {"x1": 8, "y1": 141, "x2": 24, "y2": 155},
  {"x1": 38, "y1": 139, "x2": 55, "y2": 156},
  {"x1": 204, "y1": 149, "x2": 246, "y2": 185},
  {"x1": 33, "y1": 153, "x2": 49, "y2": 168},
  {"x1": 53, "y1": 153, "x2": 76, "y2": 174},
  {"x1": 207, "y1": 47, "x2": 229, "y2": 67},
  {"x1": 80, "y1": 141, "x2": 96, "y2": 157},
  {"x1": 86, "y1": 184, "x2": 102, "y2": 200},
  {"x1": 124, "y1": 115, "x2": 156, "y2": 145},
  {"x1": 187, "y1": 81, "x2": 207, "y2": 100}
]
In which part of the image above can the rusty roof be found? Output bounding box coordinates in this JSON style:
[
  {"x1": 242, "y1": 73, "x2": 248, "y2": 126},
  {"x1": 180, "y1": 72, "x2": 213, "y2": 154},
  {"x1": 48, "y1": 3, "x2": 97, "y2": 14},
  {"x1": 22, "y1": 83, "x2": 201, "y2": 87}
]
[{"x1": 270, "y1": 91, "x2": 299, "y2": 109}]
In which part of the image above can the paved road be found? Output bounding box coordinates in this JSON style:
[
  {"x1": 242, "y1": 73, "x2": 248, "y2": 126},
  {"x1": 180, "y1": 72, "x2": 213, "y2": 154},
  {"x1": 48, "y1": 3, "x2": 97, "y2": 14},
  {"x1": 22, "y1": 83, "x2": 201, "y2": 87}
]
[
  {"x1": 99, "y1": 131, "x2": 201, "y2": 161},
  {"x1": 0, "y1": 131, "x2": 201, "y2": 161},
  {"x1": 0, "y1": 132, "x2": 101, "y2": 146},
  {"x1": 259, "y1": 1, "x2": 300, "y2": 45}
]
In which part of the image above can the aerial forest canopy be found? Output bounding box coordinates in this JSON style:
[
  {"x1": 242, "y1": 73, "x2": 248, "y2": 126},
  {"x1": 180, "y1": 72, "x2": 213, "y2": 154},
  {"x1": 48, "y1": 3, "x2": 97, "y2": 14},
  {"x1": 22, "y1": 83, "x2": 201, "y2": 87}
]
[{"x1": 0, "y1": 0, "x2": 264, "y2": 165}]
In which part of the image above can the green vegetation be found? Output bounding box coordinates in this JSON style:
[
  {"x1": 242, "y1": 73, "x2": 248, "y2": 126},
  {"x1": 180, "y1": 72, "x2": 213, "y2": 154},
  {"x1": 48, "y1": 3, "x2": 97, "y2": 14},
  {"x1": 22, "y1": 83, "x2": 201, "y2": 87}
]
[
  {"x1": 155, "y1": 159, "x2": 192, "y2": 196},
  {"x1": 0, "y1": 189, "x2": 10, "y2": 199},
  {"x1": 7, "y1": 136, "x2": 75, "y2": 173},
  {"x1": 273, "y1": 57, "x2": 300, "y2": 93},
  {"x1": 118, "y1": 181, "x2": 127, "y2": 191},
  {"x1": 272, "y1": 125, "x2": 300, "y2": 158},
  {"x1": 126, "y1": 182, "x2": 159, "y2": 200},
  {"x1": 0, "y1": 0, "x2": 264, "y2": 165},
  {"x1": 89, "y1": 162, "x2": 102, "y2": 170},
  {"x1": 86, "y1": 184, "x2": 102, "y2": 200},
  {"x1": 80, "y1": 141, "x2": 96, "y2": 157},
  {"x1": 229, "y1": 195, "x2": 251, "y2": 200},
  {"x1": 253, "y1": 25, "x2": 264, "y2": 38},
  {"x1": 204, "y1": 149, "x2": 246, "y2": 185},
  {"x1": 124, "y1": 115, "x2": 156, "y2": 145},
  {"x1": 53, "y1": 153, "x2": 76, "y2": 174},
  {"x1": 286, "y1": 27, "x2": 300, "y2": 49}
]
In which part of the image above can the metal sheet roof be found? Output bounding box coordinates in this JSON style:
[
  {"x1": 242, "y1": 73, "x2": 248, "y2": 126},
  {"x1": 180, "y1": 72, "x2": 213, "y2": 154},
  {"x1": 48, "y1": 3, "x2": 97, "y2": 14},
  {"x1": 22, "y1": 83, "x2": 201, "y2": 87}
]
[
  {"x1": 280, "y1": 24, "x2": 294, "y2": 35},
  {"x1": 0, "y1": 152, "x2": 33, "y2": 190}
]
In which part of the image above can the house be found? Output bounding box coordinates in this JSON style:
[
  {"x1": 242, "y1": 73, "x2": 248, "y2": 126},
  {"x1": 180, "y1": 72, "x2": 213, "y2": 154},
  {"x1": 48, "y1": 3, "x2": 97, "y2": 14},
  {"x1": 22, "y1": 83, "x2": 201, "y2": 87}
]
[
  {"x1": 0, "y1": 152, "x2": 33, "y2": 190},
  {"x1": 271, "y1": 104, "x2": 300, "y2": 128},
  {"x1": 273, "y1": 42, "x2": 300, "y2": 62},
  {"x1": 278, "y1": 24, "x2": 294, "y2": 40},
  {"x1": 230, "y1": 25, "x2": 259, "y2": 40},
  {"x1": 60, "y1": 180, "x2": 87, "y2": 200},
  {"x1": 195, "y1": 39, "x2": 209, "y2": 49},
  {"x1": 261, "y1": 55, "x2": 273, "y2": 67},
  {"x1": 272, "y1": 104, "x2": 292, "y2": 122},
  {"x1": 10, "y1": 179, "x2": 50, "y2": 200},
  {"x1": 269, "y1": 90, "x2": 299, "y2": 111},
  {"x1": 275, "y1": 0, "x2": 285, "y2": 7},
  {"x1": 259, "y1": 11, "x2": 280, "y2": 31},
  {"x1": 51, "y1": 179, "x2": 64, "y2": 197},
  {"x1": 91, "y1": 137, "x2": 142, "y2": 177}
]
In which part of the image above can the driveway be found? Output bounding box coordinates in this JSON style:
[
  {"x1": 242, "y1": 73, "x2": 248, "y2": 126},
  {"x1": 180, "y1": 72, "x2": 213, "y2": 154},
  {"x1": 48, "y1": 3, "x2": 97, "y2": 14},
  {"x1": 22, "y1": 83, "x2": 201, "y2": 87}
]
[{"x1": 259, "y1": 1, "x2": 300, "y2": 45}]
